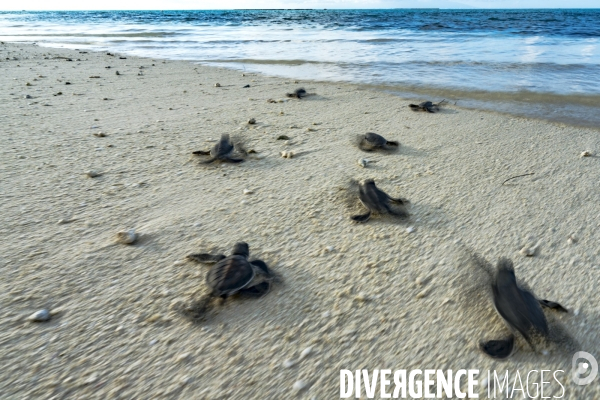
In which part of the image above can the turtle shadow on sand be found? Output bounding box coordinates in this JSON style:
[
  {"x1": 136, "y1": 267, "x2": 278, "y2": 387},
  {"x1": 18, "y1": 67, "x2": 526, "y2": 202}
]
[
  {"x1": 452, "y1": 250, "x2": 577, "y2": 360},
  {"x1": 180, "y1": 242, "x2": 281, "y2": 323}
]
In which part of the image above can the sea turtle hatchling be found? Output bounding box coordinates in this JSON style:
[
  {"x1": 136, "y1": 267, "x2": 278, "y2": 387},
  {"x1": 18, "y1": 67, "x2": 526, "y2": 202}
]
[
  {"x1": 192, "y1": 133, "x2": 245, "y2": 164},
  {"x1": 479, "y1": 257, "x2": 568, "y2": 359},
  {"x1": 286, "y1": 88, "x2": 307, "y2": 99},
  {"x1": 187, "y1": 242, "x2": 272, "y2": 299},
  {"x1": 409, "y1": 100, "x2": 446, "y2": 113},
  {"x1": 351, "y1": 179, "x2": 410, "y2": 223},
  {"x1": 357, "y1": 132, "x2": 399, "y2": 152}
]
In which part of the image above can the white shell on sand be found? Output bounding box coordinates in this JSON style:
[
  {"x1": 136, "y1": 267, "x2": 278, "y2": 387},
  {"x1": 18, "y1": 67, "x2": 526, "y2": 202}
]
[
  {"x1": 243, "y1": 189, "x2": 253, "y2": 195},
  {"x1": 580, "y1": 151, "x2": 593, "y2": 157},
  {"x1": 116, "y1": 229, "x2": 138, "y2": 245},
  {"x1": 28, "y1": 309, "x2": 51, "y2": 322},
  {"x1": 299, "y1": 347, "x2": 312, "y2": 360},
  {"x1": 519, "y1": 246, "x2": 536, "y2": 256},
  {"x1": 280, "y1": 151, "x2": 294, "y2": 159},
  {"x1": 86, "y1": 170, "x2": 101, "y2": 178},
  {"x1": 357, "y1": 158, "x2": 369, "y2": 168},
  {"x1": 293, "y1": 380, "x2": 308, "y2": 392}
]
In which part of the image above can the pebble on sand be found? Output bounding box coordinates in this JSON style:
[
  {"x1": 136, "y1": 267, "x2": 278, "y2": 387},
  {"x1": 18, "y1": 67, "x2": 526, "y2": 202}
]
[
  {"x1": 580, "y1": 151, "x2": 593, "y2": 157},
  {"x1": 115, "y1": 229, "x2": 138, "y2": 245},
  {"x1": 86, "y1": 170, "x2": 102, "y2": 178},
  {"x1": 214, "y1": 83, "x2": 221, "y2": 87},
  {"x1": 293, "y1": 380, "x2": 308, "y2": 392},
  {"x1": 248, "y1": 118, "x2": 256, "y2": 125},
  {"x1": 28, "y1": 309, "x2": 51, "y2": 322},
  {"x1": 519, "y1": 246, "x2": 536, "y2": 257},
  {"x1": 299, "y1": 347, "x2": 312, "y2": 360}
]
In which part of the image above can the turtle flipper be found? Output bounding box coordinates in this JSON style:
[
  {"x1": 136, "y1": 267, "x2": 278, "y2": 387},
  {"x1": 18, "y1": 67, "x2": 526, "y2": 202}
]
[
  {"x1": 480, "y1": 334, "x2": 515, "y2": 359},
  {"x1": 201, "y1": 158, "x2": 217, "y2": 164},
  {"x1": 224, "y1": 157, "x2": 244, "y2": 163},
  {"x1": 250, "y1": 259, "x2": 270, "y2": 276},
  {"x1": 192, "y1": 150, "x2": 211, "y2": 155},
  {"x1": 409, "y1": 104, "x2": 421, "y2": 111},
  {"x1": 238, "y1": 281, "x2": 271, "y2": 298},
  {"x1": 389, "y1": 196, "x2": 409, "y2": 205},
  {"x1": 539, "y1": 299, "x2": 568, "y2": 313},
  {"x1": 351, "y1": 210, "x2": 372, "y2": 223},
  {"x1": 385, "y1": 140, "x2": 399, "y2": 147},
  {"x1": 186, "y1": 253, "x2": 227, "y2": 264}
]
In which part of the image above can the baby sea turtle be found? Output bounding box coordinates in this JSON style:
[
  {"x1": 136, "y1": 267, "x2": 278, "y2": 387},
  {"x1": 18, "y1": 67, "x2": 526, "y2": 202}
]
[
  {"x1": 192, "y1": 133, "x2": 245, "y2": 164},
  {"x1": 187, "y1": 242, "x2": 272, "y2": 299},
  {"x1": 479, "y1": 258, "x2": 567, "y2": 359},
  {"x1": 286, "y1": 88, "x2": 307, "y2": 99},
  {"x1": 357, "y1": 132, "x2": 399, "y2": 152},
  {"x1": 409, "y1": 100, "x2": 446, "y2": 113},
  {"x1": 351, "y1": 179, "x2": 409, "y2": 223}
]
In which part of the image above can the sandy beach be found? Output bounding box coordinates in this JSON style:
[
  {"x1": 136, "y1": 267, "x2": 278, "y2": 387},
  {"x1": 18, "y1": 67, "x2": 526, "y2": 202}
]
[{"x1": 1, "y1": 41, "x2": 599, "y2": 399}]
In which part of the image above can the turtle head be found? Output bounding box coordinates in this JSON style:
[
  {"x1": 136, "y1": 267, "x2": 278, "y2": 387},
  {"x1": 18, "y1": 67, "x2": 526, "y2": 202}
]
[
  {"x1": 232, "y1": 242, "x2": 250, "y2": 258},
  {"x1": 362, "y1": 178, "x2": 376, "y2": 187},
  {"x1": 220, "y1": 133, "x2": 231, "y2": 141},
  {"x1": 495, "y1": 258, "x2": 517, "y2": 285}
]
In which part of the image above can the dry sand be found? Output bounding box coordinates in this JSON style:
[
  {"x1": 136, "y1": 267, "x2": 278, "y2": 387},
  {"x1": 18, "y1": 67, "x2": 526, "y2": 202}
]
[{"x1": 1, "y1": 41, "x2": 599, "y2": 399}]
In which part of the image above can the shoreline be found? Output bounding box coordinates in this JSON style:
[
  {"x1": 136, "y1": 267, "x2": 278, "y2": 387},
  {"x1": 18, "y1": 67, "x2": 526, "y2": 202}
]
[
  {"x1": 1, "y1": 41, "x2": 599, "y2": 398},
  {"x1": 32, "y1": 40, "x2": 600, "y2": 129}
]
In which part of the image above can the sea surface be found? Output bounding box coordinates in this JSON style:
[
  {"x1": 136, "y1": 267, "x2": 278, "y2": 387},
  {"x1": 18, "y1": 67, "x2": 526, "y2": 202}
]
[{"x1": 1, "y1": 9, "x2": 599, "y2": 127}]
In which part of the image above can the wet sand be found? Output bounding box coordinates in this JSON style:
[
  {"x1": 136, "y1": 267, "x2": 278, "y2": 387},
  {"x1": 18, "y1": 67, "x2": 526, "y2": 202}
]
[{"x1": 1, "y1": 41, "x2": 599, "y2": 399}]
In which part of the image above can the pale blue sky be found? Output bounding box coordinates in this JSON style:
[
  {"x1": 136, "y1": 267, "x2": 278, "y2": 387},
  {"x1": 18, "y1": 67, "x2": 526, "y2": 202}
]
[{"x1": 2, "y1": 0, "x2": 598, "y2": 10}]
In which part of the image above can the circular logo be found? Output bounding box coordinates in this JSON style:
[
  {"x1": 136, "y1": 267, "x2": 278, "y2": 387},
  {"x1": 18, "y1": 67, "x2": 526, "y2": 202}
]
[{"x1": 572, "y1": 351, "x2": 598, "y2": 386}]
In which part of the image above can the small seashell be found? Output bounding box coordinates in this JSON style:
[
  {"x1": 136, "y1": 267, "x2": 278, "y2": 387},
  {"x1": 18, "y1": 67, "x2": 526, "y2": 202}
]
[
  {"x1": 86, "y1": 170, "x2": 101, "y2": 178},
  {"x1": 116, "y1": 229, "x2": 138, "y2": 245},
  {"x1": 248, "y1": 118, "x2": 256, "y2": 125},
  {"x1": 355, "y1": 292, "x2": 369, "y2": 302},
  {"x1": 293, "y1": 380, "x2": 308, "y2": 392},
  {"x1": 243, "y1": 189, "x2": 253, "y2": 195},
  {"x1": 280, "y1": 151, "x2": 294, "y2": 159},
  {"x1": 580, "y1": 151, "x2": 593, "y2": 157},
  {"x1": 519, "y1": 246, "x2": 535, "y2": 257},
  {"x1": 357, "y1": 158, "x2": 369, "y2": 168},
  {"x1": 299, "y1": 347, "x2": 312, "y2": 360},
  {"x1": 214, "y1": 83, "x2": 221, "y2": 87},
  {"x1": 28, "y1": 309, "x2": 51, "y2": 322},
  {"x1": 406, "y1": 226, "x2": 415, "y2": 234},
  {"x1": 93, "y1": 132, "x2": 107, "y2": 137}
]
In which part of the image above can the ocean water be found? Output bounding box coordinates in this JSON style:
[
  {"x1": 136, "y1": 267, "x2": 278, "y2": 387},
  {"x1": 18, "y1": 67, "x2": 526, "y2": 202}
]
[{"x1": 1, "y1": 9, "x2": 599, "y2": 127}]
